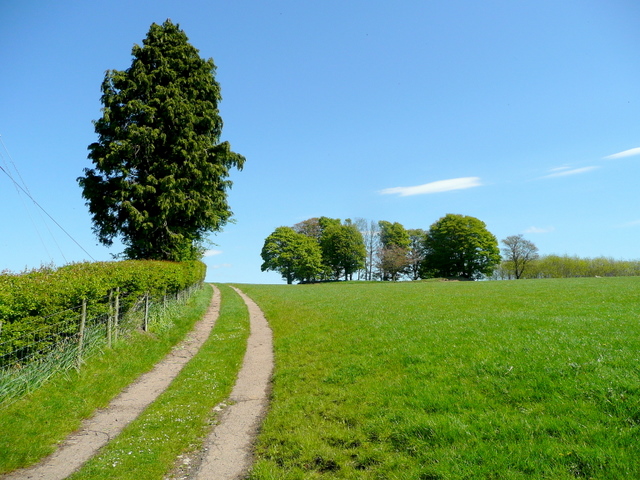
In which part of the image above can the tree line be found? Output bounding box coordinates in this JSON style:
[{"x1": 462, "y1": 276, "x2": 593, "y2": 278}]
[
  {"x1": 494, "y1": 254, "x2": 640, "y2": 279},
  {"x1": 495, "y1": 234, "x2": 640, "y2": 279},
  {"x1": 260, "y1": 214, "x2": 502, "y2": 284},
  {"x1": 261, "y1": 216, "x2": 640, "y2": 284}
]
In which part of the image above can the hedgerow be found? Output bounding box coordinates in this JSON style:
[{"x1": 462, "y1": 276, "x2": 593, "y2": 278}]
[{"x1": 0, "y1": 260, "x2": 206, "y2": 364}]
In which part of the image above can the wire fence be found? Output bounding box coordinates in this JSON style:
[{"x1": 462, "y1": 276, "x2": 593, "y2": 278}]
[{"x1": 0, "y1": 282, "x2": 202, "y2": 405}]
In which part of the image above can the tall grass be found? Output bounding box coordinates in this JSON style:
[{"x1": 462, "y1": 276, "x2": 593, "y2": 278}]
[
  {"x1": 0, "y1": 284, "x2": 213, "y2": 474},
  {"x1": 0, "y1": 288, "x2": 197, "y2": 404},
  {"x1": 240, "y1": 278, "x2": 640, "y2": 479}
]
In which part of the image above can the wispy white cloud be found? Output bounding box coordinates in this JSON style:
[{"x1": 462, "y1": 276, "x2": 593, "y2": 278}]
[
  {"x1": 210, "y1": 263, "x2": 232, "y2": 269},
  {"x1": 548, "y1": 166, "x2": 571, "y2": 173},
  {"x1": 380, "y1": 177, "x2": 482, "y2": 197},
  {"x1": 203, "y1": 249, "x2": 223, "y2": 257},
  {"x1": 604, "y1": 147, "x2": 640, "y2": 160},
  {"x1": 618, "y1": 219, "x2": 640, "y2": 228},
  {"x1": 524, "y1": 226, "x2": 555, "y2": 234},
  {"x1": 541, "y1": 166, "x2": 599, "y2": 178}
]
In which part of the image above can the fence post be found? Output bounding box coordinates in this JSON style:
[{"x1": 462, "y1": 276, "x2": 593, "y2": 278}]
[
  {"x1": 114, "y1": 287, "x2": 120, "y2": 343},
  {"x1": 143, "y1": 292, "x2": 149, "y2": 332},
  {"x1": 77, "y1": 298, "x2": 87, "y2": 370},
  {"x1": 107, "y1": 290, "x2": 113, "y2": 348}
]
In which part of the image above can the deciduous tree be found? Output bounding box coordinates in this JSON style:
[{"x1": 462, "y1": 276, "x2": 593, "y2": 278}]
[
  {"x1": 78, "y1": 20, "x2": 244, "y2": 261},
  {"x1": 260, "y1": 227, "x2": 323, "y2": 284},
  {"x1": 378, "y1": 221, "x2": 410, "y2": 280},
  {"x1": 407, "y1": 228, "x2": 428, "y2": 280},
  {"x1": 422, "y1": 214, "x2": 500, "y2": 280},
  {"x1": 293, "y1": 218, "x2": 322, "y2": 241},
  {"x1": 319, "y1": 222, "x2": 366, "y2": 281},
  {"x1": 377, "y1": 245, "x2": 410, "y2": 281},
  {"x1": 501, "y1": 234, "x2": 539, "y2": 279},
  {"x1": 378, "y1": 221, "x2": 410, "y2": 249},
  {"x1": 354, "y1": 218, "x2": 380, "y2": 281}
]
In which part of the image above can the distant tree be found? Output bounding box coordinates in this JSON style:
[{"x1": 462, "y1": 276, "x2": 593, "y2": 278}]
[
  {"x1": 492, "y1": 253, "x2": 640, "y2": 280},
  {"x1": 352, "y1": 218, "x2": 380, "y2": 281},
  {"x1": 260, "y1": 227, "x2": 323, "y2": 284},
  {"x1": 407, "y1": 229, "x2": 428, "y2": 280},
  {"x1": 501, "y1": 234, "x2": 539, "y2": 279},
  {"x1": 525, "y1": 254, "x2": 640, "y2": 279},
  {"x1": 78, "y1": 20, "x2": 244, "y2": 261},
  {"x1": 318, "y1": 216, "x2": 342, "y2": 231},
  {"x1": 376, "y1": 245, "x2": 410, "y2": 281},
  {"x1": 490, "y1": 261, "x2": 513, "y2": 280},
  {"x1": 354, "y1": 218, "x2": 380, "y2": 281},
  {"x1": 422, "y1": 214, "x2": 500, "y2": 280},
  {"x1": 293, "y1": 217, "x2": 322, "y2": 241},
  {"x1": 319, "y1": 222, "x2": 366, "y2": 280},
  {"x1": 378, "y1": 221, "x2": 410, "y2": 249},
  {"x1": 377, "y1": 221, "x2": 410, "y2": 280}
]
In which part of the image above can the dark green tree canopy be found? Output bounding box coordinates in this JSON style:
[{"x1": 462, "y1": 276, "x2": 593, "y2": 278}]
[
  {"x1": 422, "y1": 214, "x2": 500, "y2": 280},
  {"x1": 262, "y1": 217, "x2": 367, "y2": 283},
  {"x1": 78, "y1": 20, "x2": 245, "y2": 261}
]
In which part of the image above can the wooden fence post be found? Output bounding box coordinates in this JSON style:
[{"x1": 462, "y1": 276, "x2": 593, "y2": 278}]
[
  {"x1": 77, "y1": 298, "x2": 87, "y2": 370},
  {"x1": 143, "y1": 292, "x2": 149, "y2": 332},
  {"x1": 107, "y1": 290, "x2": 113, "y2": 348},
  {"x1": 114, "y1": 287, "x2": 120, "y2": 343}
]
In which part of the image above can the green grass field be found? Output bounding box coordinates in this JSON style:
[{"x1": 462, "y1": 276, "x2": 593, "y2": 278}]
[{"x1": 239, "y1": 278, "x2": 640, "y2": 479}]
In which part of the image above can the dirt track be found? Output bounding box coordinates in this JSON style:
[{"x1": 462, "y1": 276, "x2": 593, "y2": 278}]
[
  {"x1": 2, "y1": 286, "x2": 273, "y2": 480},
  {"x1": 191, "y1": 287, "x2": 273, "y2": 479}
]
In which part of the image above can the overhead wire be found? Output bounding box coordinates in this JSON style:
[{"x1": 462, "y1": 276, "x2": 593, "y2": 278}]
[
  {"x1": 0, "y1": 134, "x2": 96, "y2": 263},
  {"x1": 0, "y1": 135, "x2": 66, "y2": 262},
  {"x1": 1, "y1": 146, "x2": 70, "y2": 264},
  {"x1": 0, "y1": 148, "x2": 56, "y2": 264}
]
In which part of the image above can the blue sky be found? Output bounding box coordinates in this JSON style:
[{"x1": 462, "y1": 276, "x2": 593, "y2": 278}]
[{"x1": 1, "y1": 0, "x2": 639, "y2": 284}]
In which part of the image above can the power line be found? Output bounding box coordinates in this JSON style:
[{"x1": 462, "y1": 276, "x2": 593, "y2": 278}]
[
  {"x1": 0, "y1": 149, "x2": 57, "y2": 264},
  {"x1": 0, "y1": 135, "x2": 96, "y2": 262},
  {"x1": 0, "y1": 163, "x2": 95, "y2": 261},
  {"x1": 0, "y1": 143, "x2": 70, "y2": 264}
]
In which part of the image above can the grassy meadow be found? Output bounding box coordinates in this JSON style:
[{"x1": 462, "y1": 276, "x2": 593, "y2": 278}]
[{"x1": 239, "y1": 278, "x2": 640, "y2": 479}]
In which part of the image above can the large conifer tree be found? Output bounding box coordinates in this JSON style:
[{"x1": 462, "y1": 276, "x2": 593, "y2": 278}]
[{"x1": 78, "y1": 20, "x2": 245, "y2": 261}]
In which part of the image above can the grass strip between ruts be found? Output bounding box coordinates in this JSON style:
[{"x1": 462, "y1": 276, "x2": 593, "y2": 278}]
[
  {"x1": 66, "y1": 284, "x2": 249, "y2": 479},
  {"x1": 0, "y1": 284, "x2": 214, "y2": 474}
]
